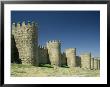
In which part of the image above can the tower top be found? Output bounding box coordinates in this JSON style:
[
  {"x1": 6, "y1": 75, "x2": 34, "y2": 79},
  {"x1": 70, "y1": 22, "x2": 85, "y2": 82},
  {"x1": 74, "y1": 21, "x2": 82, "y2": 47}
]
[
  {"x1": 80, "y1": 52, "x2": 91, "y2": 56},
  {"x1": 46, "y1": 40, "x2": 61, "y2": 44},
  {"x1": 65, "y1": 48, "x2": 76, "y2": 51},
  {"x1": 12, "y1": 21, "x2": 38, "y2": 29}
]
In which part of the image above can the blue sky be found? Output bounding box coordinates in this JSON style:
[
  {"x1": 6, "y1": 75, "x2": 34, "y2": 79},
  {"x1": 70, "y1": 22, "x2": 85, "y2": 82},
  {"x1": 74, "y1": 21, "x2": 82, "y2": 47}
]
[{"x1": 11, "y1": 11, "x2": 100, "y2": 57}]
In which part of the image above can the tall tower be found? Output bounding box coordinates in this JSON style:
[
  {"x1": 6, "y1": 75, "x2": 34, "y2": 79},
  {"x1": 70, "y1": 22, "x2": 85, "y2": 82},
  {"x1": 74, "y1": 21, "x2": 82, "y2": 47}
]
[
  {"x1": 91, "y1": 58, "x2": 94, "y2": 70},
  {"x1": 94, "y1": 58, "x2": 98, "y2": 70},
  {"x1": 11, "y1": 21, "x2": 39, "y2": 66},
  {"x1": 65, "y1": 48, "x2": 76, "y2": 67},
  {"x1": 81, "y1": 53, "x2": 91, "y2": 69},
  {"x1": 46, "y1": 40, "x2": 61, "y2": 67},
  {"x1": 97, "y1": 58, "x2": 100, "y2": 70}
]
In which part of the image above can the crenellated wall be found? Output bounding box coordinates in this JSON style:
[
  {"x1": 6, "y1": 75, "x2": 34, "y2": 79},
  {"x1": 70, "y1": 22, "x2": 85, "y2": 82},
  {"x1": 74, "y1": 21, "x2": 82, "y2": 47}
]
[
  {"x1": 46, "y1": 40, "x2": 61, "y2": 66},
  {"x1": 11, "y1": 21, "x2": 39, "y2": 66},
  {"x1": 65, "y1": 48, "x2": 76, "y2": 67},
  {"x1": 38, "y1": 45, "x2": 50, "y2": 64},
  {"x1": 81, "y1": 53, "x2": 91, "y2": 69},
  {"x1": 11, "y1": 21, "x2": 100, "y2": 70},
  {"x1": 61, "y1": 52, "x2": 67, "y2": 65}
]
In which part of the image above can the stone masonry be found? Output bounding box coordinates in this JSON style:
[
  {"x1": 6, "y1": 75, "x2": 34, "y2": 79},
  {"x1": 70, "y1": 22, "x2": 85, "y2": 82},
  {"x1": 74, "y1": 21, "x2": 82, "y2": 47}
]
[
  {"x1": 65, "y1": 48, "x2": 76, "y2": 67},
  {"x1": 94, "y1": 58, "x2": 98, "y2": 70},
  {"x1": 61, "y1": 52, "x2": 67, "y2": 65},
  {"x1": 11, "y1": 21, "x2": 100, "y2": 70},
  {"x1": 91, "y1": 58, "x2": 94, "y2": 70},
  {"x1": 12, "y1": 21, "x2": 38, "y2": 66},
  {"x1": 38, "y1": 45, "x2": 49, "y2": 64},
  {"x1": 46, "y1": 40, "x2": 61, "y2": 66},
  {"x1": 81, "y1": 53, "x2": 91, "y2": 69}
]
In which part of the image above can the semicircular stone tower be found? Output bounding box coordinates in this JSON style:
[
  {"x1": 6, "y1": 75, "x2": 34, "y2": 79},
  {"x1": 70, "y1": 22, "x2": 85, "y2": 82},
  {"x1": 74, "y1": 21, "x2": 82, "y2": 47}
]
[
  {"x1": 80, "y1": 53, "x2": 91, "y2": 69},
  {"x1": 91, "y1": 58, "x2": 94, "y2": 70},
  {"x1": 65, "y1": 48, "x2": 76, "y2": 67},
  {"x1": 46, "y1": 40, "x2": 61, "y2": 67},
  {"x1": 11, "y1": 21, "x2": 39, "y2": 66},
  {"x1": 94, "y1": 58, "x2": 98, "y2": 70}
]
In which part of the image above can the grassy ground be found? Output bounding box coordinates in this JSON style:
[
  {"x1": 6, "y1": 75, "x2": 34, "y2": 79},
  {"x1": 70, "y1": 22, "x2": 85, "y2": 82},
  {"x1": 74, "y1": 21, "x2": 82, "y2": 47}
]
[{"x1": 11, "y1": 63, "x2": 100, "y2": 77}]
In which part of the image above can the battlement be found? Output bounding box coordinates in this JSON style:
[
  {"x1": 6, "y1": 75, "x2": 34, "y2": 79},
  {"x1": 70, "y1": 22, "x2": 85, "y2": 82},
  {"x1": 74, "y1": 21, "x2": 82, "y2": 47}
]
[
  {"x1": 65, "y1": 48, "x2": 76, "y2": 51},
  {"x1": 47, "y1": 40, "x2": 61, "y2": 44},
  {"x1": 46, "y1": 40, "x2": 61, "y2": 49},
  {"x1": 38, "y1": 45, "x2": 47, "y2": 49},
  {"x1": 80, "y1": 52, "x2": 91, "y2": 56},
  {"x1": 12, "y1": 21, "x2": 38, "y2": 29}
]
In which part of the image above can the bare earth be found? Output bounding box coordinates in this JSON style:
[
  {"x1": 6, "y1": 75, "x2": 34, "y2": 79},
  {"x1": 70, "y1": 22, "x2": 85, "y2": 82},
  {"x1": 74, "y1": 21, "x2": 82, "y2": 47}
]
[{"x1": 11, "y1": 64, "x2": 100, "y2": 77}]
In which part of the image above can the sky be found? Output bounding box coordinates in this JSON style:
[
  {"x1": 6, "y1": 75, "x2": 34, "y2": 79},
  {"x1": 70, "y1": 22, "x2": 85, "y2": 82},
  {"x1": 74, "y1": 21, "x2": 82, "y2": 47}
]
[{"x1": 11, "y1": 11, "x2": 100, "y2": 57}]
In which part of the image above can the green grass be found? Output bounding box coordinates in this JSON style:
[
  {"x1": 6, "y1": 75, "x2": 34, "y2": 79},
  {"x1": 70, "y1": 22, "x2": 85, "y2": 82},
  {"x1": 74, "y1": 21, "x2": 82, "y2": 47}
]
[{"x1": 11, "y1": 63, "x2": 100, "y2": 77}]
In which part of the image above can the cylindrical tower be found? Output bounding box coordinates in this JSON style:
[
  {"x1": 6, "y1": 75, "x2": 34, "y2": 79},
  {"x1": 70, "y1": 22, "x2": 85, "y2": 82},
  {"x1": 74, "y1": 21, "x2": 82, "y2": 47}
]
[
  {"x1": 12, "y1": 21, "x2": 39, "y2": 66},
  {"x1": 81, "y1": 53, "x2": 91, "y2": 69},
  {"x1": 91, "y1": 58, "x2": 94, "y2": 70},
  {"x1": 46, "y1": 40, "x2": 61, "y2": 66},
  {"x1": 94, "y1": 58, "x2": 98, "y2": 70},
  {"x1": 97, "y1": 58, "x2": 100, "y2": 70},
  {"x1": 65, "y1": 48, "x2": 76, "y2": 67}
]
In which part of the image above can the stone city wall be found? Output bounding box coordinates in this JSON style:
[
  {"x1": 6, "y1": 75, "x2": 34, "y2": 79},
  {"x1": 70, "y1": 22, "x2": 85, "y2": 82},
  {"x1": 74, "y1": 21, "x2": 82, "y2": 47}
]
[
  {"x1": 81, "y1": 53, "x2": 91, "y2": 69},
  {"x1": 38, "y1": 45, "x2": 50, "y2": 64},
  {"x1": 11, "y1": 21, "x2": 100, "y2": 70},
  {"x1": 11, "y1": 21, "x2": 39, "y2": 66},
  {"x1": 61, "y1": 52, "x2": 67, "y2": 65},
  {"x1": 65, "y1": 48, "x2": 76, "y2": 67},
  {"x1": 46, "y1": 40, "x2": 61, "y2": 66}
]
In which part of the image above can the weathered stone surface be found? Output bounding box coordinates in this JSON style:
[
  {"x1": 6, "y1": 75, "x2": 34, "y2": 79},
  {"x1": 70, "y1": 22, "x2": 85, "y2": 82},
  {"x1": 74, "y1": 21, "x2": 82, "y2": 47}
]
[
  {"x1": 38, "y1": 45, "x2": 50, "y2": 64},
  {"x1": 81, "y1": 53, "x2": 91, "y2": 69},
  {"x1": 94, "y1": 58, "x2": 98, "y2": 70},
  {"x1": 91, "y1": 58, "x2": 94, "y2": 70},
  {"x1": 97, "y1": 59, "x2": 100, "y2": 70},
  {"x1": 76, "y1": 56, "x2": 81, "y2": 67},
  {"x1": 61, "y1": 52, "x2": 67, "y2": 65},
  {"x1": 65, "y1": 48, "x2": 76, "y2": 67},
  {"x1": 11, "y1": 21, "x2": 100, "y2": 70},
  {"x1": 46, "y1": 40, "x2": 61, "y2": 66},
  {"x1": 11, "y1": 21, "x2": 39, "y2": 66}
]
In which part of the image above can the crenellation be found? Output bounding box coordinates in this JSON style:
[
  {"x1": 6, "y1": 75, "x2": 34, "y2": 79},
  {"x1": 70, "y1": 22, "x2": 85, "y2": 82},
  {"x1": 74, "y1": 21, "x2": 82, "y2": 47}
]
[
  {"x1": 12, "y1": 21, "x2": 37, "y2": 30},
  {"x1": 27, "y1": 21, "x2": 31, "y2": 27},
  {"x1": 12, "y1": 22, "x2": 16, "y2": 29},
  {"x1": 11, "y1": 21, "x2": 100, "y2": 70},
  {"x1": 17, "y1": 22, "x2": 21, "y2": 28},
  {"x1": 38, "y1": 45, "x2": 49, "y2": 64},
  {"x1": 11, "y1": 21, "x2": 39, "y2": 66},
  {"x1": 21, "y1": 21, "x2": 26, "y2": 27},
  {"x1": 46, "y1": 40, "x2": 61, "y2": 66}
]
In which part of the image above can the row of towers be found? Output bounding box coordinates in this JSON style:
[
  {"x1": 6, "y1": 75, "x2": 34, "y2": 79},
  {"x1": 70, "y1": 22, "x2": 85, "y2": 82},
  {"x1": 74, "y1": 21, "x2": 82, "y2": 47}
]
[{"x1": 11, "y1": 21, "x2": 100, "y2": 70}]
